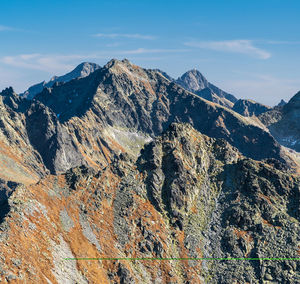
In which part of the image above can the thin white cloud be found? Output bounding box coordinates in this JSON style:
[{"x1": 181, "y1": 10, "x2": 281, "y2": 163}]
[
  {"x1": 0, "y1": 25, "x2": 13, "y2": 31},
  {"x1": 0, "y1": 49, "x2": 188, "y2": 72},
  {"x1": 220, "y1": 74, "x2": 300, "y2": 105},
  {"x1": 93, "y1": 33, "x2": 156, "y2": 40},
  {"x1": 263, "y1": 40, "x2": 300, "y2": 45},
  {"x1": 185, "y1": 40, "x2": 271, "y2": 59},
  {"x1": 105, "y1": 42, "x2": 122, "y2": 47},
  {"x1": 0, "y1": 50, "x2": 189, "y2": 93},
  {"x1": 120, "y1": 48, "x2": 189, "y2": 54},
  {"x1": 1, "y1": 54, "x2": 87, "y2": 73}
]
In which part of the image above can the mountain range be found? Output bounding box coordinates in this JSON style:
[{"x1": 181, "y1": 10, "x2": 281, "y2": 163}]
[{"x1": 0, "y1": 59, "x2": 299, "y2": 283}]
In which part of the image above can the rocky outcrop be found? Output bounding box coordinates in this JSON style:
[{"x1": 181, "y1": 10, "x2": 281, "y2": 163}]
[
  {"x1": 196, "y1": 88, "x2": 235, "y2": 108},
  {"x1": 258, "y1": 108, "x2": 283, "y2": 127},
  {"x1": 25, "y1": 102, "x2": 87, "y2": 174},
  {"x1": 0, "y1": 88, "x2": 47, "y2": 183},
  {"x1": 276, "y1": 99, "x2": 287, "y2": 107},
  {"x1": 233, "y1": 99, "x2": 271, "y2": 117},
  {"x1": 202, "y1": 157, "x2": 299, "y2": 283}
]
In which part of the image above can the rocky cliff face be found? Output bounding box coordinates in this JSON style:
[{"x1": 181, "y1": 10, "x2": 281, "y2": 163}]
[
  {"x1": 0, "y1": 59, "x2": 299, "y2": 283},
  {"x1": 0, "y1": 88, "x2": 47, "y2": 183},
  {"x1": 233, "y1": 99, "x2": 271, "y2": 117},
  {"x1": 195, "y1": 88, "x2": 234, "y2": 109},
  {"x1": 260, "y1": 91, "x2": 300, "y2": 152}
]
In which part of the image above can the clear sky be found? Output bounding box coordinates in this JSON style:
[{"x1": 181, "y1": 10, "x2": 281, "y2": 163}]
[{"x1": 0, "y1": 0, "x2": 300, "y2": 105}]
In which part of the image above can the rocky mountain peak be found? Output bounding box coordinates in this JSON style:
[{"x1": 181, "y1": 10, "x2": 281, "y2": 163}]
[
  {"x1": 176, "y1": 69, "x2": 208, "y2": 92},
  {"x1": 52, "y1": 62, "x2": 100, "y2": 82},
  {"x1": 103, "y1": 58, "x2": 121, "y2": 69},
  {"x1": 28, "y1": 59, "x2": 287, "y2": 168},
  {"x1": 0, "y1": 87, "x2": 15, "y2": 97},
  {"x1": 20, "y1": 62, "x2": 101, "y2": 100},
  {"x1": 103, "y1": 58, "x2": 132, "y2": 69},
  {"x1": 47, "y1": 61, "x2": 100, "y2": 84},
  {"x1": 175, "y1": 69, "x2": 238, "y2": 107},
  {"x1": 0, "y1": 86, "x2": 30, "y2": 112},
  {"x1": 276, "y1": 99, "x2": 287, "y2": 107}
]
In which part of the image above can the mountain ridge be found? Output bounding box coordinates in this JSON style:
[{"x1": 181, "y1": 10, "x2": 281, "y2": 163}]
[
  {"x1": 32, "y1": 59, "x2": 286, "y2": 167},
  {"x1": 0, "y1": 58, "x2": 299, "y2": 283},
  {"x1": 233, "y1": 99, "x2": 271, "y2": 117},
  {"x1": 20, "y1": 62, "x2": 101, "y2": 100}
]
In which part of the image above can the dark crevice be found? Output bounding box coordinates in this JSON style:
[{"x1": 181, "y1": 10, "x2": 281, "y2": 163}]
[{"x1": 0, "y1": 200, "x2": 10, "y2": 224}]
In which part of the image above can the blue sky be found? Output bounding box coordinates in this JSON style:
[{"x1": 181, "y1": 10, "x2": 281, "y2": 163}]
[{"x1": 0, "y1": 0, "x2": 300, "y2": 105}]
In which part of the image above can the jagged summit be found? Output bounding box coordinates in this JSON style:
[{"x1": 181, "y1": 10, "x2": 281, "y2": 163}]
[
  {"x1": 0, "y1": 86, "x2": 30, "y2": 112},
  {"x1": 176, "y1": 69, "x2": 208, "y2": 92},
  {"x1": 49, "y1": 62, "x2": 100, "y2": 83},
  {"x1": 103, "y1": 58, "x2": 121, "y2": 68},
  {"x1": 103, "y1": 58, "x2": 133, "y2": 68},
  {"x1": 20, "y1": 62, "x2": 101, "y2": 100},
  {"x1": 175, "y1": 68, "x2": 238, "y2": 107},
  {"x1": 0, "y1": 86, "x2": 15, "y2": 96},
  {"x1": 285, "y1": 90, "x2": 300, "y2": 109},
  {"x1": 276, "y1": 99, "x2": 287, "y2": 107},
  {"x1": 149, "y1": 67, "x2": 237, "y2": 108}
]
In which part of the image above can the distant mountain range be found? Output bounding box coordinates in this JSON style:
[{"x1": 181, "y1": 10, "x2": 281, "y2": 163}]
[{"x1": 0, "y1": 59, "x2": 299, "y2": 283}]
